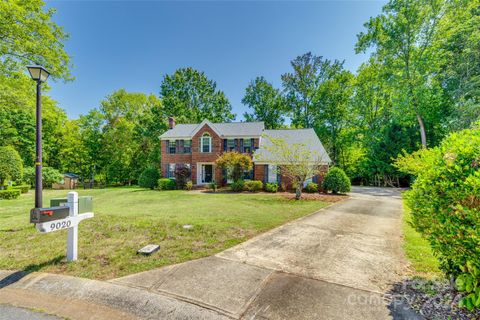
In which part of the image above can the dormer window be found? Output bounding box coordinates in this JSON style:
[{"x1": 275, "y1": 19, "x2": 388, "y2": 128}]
[{"x1": 201, "y1": 133, "x2": 212, "y2": 153}]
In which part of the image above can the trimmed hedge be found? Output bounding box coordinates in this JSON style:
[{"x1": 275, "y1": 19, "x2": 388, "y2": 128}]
[
  {"x1": 264, "y1": 183, "x2": 279, "y2": 193},
  {"x1": 0, "y1": 189, "x2": 21, "y2": 200},
  {"x1": 12, "y1": 185, "x2": 29, "y2": 194},
  {"x1": 322, "y1": 167, "x2": 351, "y2": 194},
  {"x1": 244, "y1": 180, "x2": 263, "y2": 192},
  {"x1": 305, "y1": 182, "x2": 318, "y2": 193},
  {"x1": 157, "y1": 178, "x2": 176, "y2": 190}
]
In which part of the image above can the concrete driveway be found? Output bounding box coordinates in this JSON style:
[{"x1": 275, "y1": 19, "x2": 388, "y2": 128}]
[{"x1": 109, "y1": 186, "x2": 409, "y2": 319}]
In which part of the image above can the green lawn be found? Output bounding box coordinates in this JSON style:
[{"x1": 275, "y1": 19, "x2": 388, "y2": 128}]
[
  {"x1": 402, "y1": 204, "x2": 441, "y2": 278},
  {"x1": 0, "y1": 188, "x2": 328, "y2": 280}
]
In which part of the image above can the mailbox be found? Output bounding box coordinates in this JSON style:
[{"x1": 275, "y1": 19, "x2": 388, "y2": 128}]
[
  {"x1": 50, "y1": 196, "x2": 93, "y2": 214},
  {"x1": 30, "y1": 206, "x2": 70, "y2": 223}
]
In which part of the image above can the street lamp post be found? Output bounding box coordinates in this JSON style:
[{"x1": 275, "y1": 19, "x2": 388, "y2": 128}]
[{"x1": 27, "y1": 65, "x2": 50, "y2": 209}]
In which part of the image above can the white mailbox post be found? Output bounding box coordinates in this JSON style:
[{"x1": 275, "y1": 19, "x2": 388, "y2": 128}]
[{"x1": 35, "y1": 191, "x2": 93, "y2": 261}]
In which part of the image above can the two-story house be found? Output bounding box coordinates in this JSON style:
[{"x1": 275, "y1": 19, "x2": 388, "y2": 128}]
[{"x1": 160, "y1": 118, "x2": 331, "y2": 188}]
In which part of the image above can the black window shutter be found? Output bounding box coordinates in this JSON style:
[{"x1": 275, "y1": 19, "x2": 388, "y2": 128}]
[
  {"x1": 264, "y1": 165, "x2": 268, "y2": 183},
  {"x1": 240, "y1": 139, "x2": 244, "y2": 153},
  {"x1": 223, "y1": 139, "x2": 227, "y2": 152},
  {"x1": 222, "y1": 169, "x2": 227, "y2": 184},
  {"x1": 251, "y1": 138, "x2": 255, "y2": 151}
]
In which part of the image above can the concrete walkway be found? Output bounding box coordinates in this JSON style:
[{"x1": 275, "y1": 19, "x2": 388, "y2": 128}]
[{"x1": 0, "y1": 187, "x2": 411, "y2": 320}]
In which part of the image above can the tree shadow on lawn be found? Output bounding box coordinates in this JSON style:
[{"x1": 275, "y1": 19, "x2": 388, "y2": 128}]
[{"x1": 0, "y1": 255, "x2": 64, "y2": 289}]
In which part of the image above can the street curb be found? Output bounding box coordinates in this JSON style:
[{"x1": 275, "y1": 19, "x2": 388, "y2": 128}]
[{"x1": 0, "y1": 270, "x2": 230, "y2": 320}]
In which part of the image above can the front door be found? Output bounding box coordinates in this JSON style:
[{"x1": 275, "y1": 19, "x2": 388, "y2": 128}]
[{"x1": 202, "y1": 164, "x2": 213, "y2": 183}]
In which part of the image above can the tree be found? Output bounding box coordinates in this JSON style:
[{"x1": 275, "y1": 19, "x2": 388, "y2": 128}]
[
  {"x1": 315, "y1": 68, "x2": 354, "y2": 165},
  {"x1": 160, "y1": 67, "x2": 235, "y2": 123},
  {"x1": 0, "y1": 0, "x2": 72, "y2": 80},
  {"x1": 215, "y1": 152, "x2": 252, "y2": 182},
  {"x1": 256, "y1": 135, "x2": 325, "y2": 200},
  {"x1": 356, "y1": 0, "x2": 448, "y2": 147},
  {"x1": 0, "y1": 146, "x2": 23, "y2": 189},
  {"x1": 281, "y1": 52, "x2": 344, "y2": 128},
  {"x1": 242, "y1": 77, "x2": 285, "y2": 129}
]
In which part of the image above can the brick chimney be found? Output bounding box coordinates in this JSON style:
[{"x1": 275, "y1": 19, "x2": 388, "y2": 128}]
[{"x1": 168, "y1": 117, "x2": 176, "y2": 129}]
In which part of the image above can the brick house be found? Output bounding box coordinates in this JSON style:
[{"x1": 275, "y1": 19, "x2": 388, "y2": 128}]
[{"x1": 160, "y1": 118, "x2": 331, "y2": 188}]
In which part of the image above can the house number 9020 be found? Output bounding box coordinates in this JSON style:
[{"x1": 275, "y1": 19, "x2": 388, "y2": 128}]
[{"x1": 50, "y1": 220, "x2": 72, "y2": 231}]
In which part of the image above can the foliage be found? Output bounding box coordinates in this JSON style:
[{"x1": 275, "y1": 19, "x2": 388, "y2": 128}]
[
  {"x1": 356, "y1": 0, "x2": 449, "y2": 147},
  {"x1": 157, "y1": 178, "x2": 176, "y2": 191},
  {"x1": 215, "y1": 152, "x2": 253, "y2": 182},
  {"x1": 230, "y1": 180, "x2": 244, "y2": 192},
  {"x1": 0, "y1": 0, "x2": 72, "y2": 81},
  {"x1": 208, "y1": 182, "x2": 217, "y2": 192},
  {"x1": 160, "y1": 67, "x2": 235, "y2": 123},
  {"x1": 244, "y1": 180, "x2": 263, "y2": 192},
  {"x1": 12, "y1": 185, "x2": 30, "y2": 194},
  {"x1": 174, "y1": 166, "x2": 191, "y2": 190},
  {"x1": 22, "y1": 166, "x2": 62, "y2": 188},
  {"x1": 322, "y1": 167, "x2": 351, "y2": 194},
  {"x1": 281, "y1": 52, "x2": 345, "y2": 129},
  {"x1": 185, "y1": 181, "x2": 193, "y2": 191},
  {"x1": 138, "y1": 167, "x2": 160, "y2": 190},
  {"x1": 305, "y1": 182, "x2": 318, "y2": 193},
  {"x1": 396, "y1": 124, "x2": 480, "y2": 310},
  {"x1": 242, "y1": 76, "x2": 286, "y2": 129},
  {"x1": 0, "y1": 189, "x2": 20, "y2": 200},
  {"x1": 257, "y1": 135, "x2": 325, "y2": 200},
  {"x1": 264, "y1": 183, "x2": 279, "y2": 193},
  {"x1": 0, "y1": 146, "x2": 23, "y2": 189}
]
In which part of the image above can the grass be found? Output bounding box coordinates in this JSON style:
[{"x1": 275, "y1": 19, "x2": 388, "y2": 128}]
[
  {"x1": 402, "y1": 203, "x2": 441, "y2": 278},
  {"x1": 0, "y1": 187, "x2": 328, "y2": 280}
]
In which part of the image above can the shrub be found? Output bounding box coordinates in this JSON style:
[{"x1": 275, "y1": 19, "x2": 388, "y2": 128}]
[
  {"x1": 396, "y1": 124, "x2": 480, "y2": 310},
  {"x1": 209, "y1": 182, "x2": 217, "y2": 192},
  {"x1": 244, "y1": 180, "x2": 263, "y2": 192},
  {"x1": 322, "y1": 167, "x2": 351, "y2": 194},
  {"x1": 157, "y1": 178, "x2": 176, "y2": 190},
  {"x1": 264, "y1": 183, "x2": 279, "y2": 193},
  {"x1": 185, "y1": 181, "x2": 193, "y2": 191},
  {"x1": 305, "y1": 182, "x2": 318, "y2": 193},
  {"x1": 12, "y1": 185, "x2": 29, "y2": 193},
  {"x1": 216, "y1": 152, "x2": 253, "y2": 182},
  {"x1": 174, "y1": 167, "x2": 191, "y2": 190},
  {"x1": 0, "y1": 189, "x2": 21, "y2": 200},
  {"x1": 138, "y1": 167, "x2": 160, "y2": 189},
  {"x1": 230, "y1": 180, "x2": 244, "y2": 192}
]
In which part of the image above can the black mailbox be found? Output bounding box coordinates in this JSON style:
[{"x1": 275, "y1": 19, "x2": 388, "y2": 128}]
[{"x1": 30, "y1": 206, "x2": 70, "y2": 223}]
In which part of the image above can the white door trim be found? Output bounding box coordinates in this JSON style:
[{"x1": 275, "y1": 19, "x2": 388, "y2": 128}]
[{"x1": 196, "y1": 162, "x2": 215, "y2": 185}]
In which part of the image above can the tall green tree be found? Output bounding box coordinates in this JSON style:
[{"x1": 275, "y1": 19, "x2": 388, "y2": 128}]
[
  {"x1": 160, "y1": 67, "x2": 235, "y2": 123},
  {"x1": 281, "y1": 52, "x2": 343, "y2": 128},
  {"x1": 315, "y1": 68, "x2": 354, "y2": 165},
  {"x1": 242, "y1": 76, "x2": 285, "y2": 129},
  {"x1": 0, "y1": 0, "x2": 72, "y2": 80},
  {"x1": 356, "y1": 0, "x2": 449, "y2": 147}
]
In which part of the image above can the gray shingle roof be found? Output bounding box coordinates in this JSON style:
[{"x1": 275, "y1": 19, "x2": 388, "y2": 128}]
[
  {"x1": 253, "y1": 129, "x2": 332, "y2": 164},
  {"x1": 160, "y1": 120, "x2": 264, "y2": 139}
]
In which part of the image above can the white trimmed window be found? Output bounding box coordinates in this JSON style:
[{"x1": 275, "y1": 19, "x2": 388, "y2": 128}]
[
  {"x1": 168, "y1": 163, "x2": 176, "y2": 178},
  {"x1": 201, "y1": 133, "x2": 212, "y2": 153},
  {"x1": 268, "y1": 165, "x2": 277, "y2": 183}
]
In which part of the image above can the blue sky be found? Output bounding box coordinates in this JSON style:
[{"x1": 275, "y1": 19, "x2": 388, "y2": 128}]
[{"x1": 47, "y1": 1, "x2": 385, "y2": 120}]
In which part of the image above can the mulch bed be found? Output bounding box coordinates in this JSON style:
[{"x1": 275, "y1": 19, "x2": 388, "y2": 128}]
[
  {"x1": 279, "y1": 192, "x2": 348, "y2": 202},
  {"x1": 390, "y1": 278, "x2": 480, "y2": 320}
]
